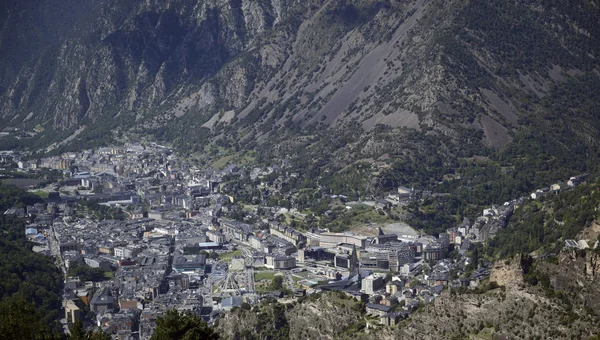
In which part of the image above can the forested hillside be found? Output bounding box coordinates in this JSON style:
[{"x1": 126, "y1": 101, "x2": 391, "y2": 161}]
[
  {"x1": 0, "y1": 185, "x2": 63, "y2": 334},
  {"x1": 487, "y1": 177, "x2": 600, "y2": 258}
]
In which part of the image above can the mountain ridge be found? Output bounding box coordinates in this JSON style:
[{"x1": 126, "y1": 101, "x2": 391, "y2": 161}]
[{"x1": 1, "y1": 0, "x2": 599, "y2": 187}]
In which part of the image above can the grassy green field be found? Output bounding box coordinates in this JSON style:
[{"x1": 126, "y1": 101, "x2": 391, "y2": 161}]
[
  {"x1": 219, "y1": 250, "x2": 242, "y2": 262},
  {"x1": 211, "y1": 154, "x2": 235, "y2": 169},
  {"x1": 293, "y1": 271, "x2": 310, "y2": 279},
  {"x1": 32, "y1": 191, "x2": 49, "y2": 199},
  {"x1": 254, "y1": 271, "x2": 277, "y2": 281},
  {"x1": 210, "y1": 150, "x2": 257, "y2": 169},
  {"x1": 354, "y1": 208, "x2": 395, "y2": 224},
  {"x1": 2, "y1": 178, "x2": 45, "y2": 188}
]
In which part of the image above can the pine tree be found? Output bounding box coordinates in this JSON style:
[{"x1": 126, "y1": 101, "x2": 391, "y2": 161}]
[
  {"x1": 150, "y1": 309, "x2": 219, "y2": 340},
  {"x1": 0, "y1": 296, "x2": 62, "y2": 340},
  {"x1": 471, "y1": 247, "x2": 479, "y2": 269},
  {"x1": 68, "y1": 320, "x2": 111, "y2": 340}
]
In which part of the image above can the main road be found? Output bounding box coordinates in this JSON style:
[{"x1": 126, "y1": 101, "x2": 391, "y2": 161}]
[{"x1": 48, "y1": 223, "x2": 67, "y2": 276}]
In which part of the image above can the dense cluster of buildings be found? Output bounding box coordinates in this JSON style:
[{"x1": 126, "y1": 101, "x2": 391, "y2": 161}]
[
  {"x1": 10, "y1": 140, "x2": 593, "y2": 336},
  {"x1": 4, "y1": 143, "x2": 237, "y2": 338}
]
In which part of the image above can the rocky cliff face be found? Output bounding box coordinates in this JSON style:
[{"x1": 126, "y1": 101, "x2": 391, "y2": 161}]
[
  {"x1": 370, "y1": 251, "x2": 600, "y2": 340},
  {"x1": 215, "y1": 252, "x2": 600, "y2": 340},
  {"x1": 0, "y1": 0, "x2": 299, "y2": 130},
  {"x1": 1, "y1": 0, "x2": 599, "y2": 158},
  {"x1": 215, "y1": 293, "x2": 365, "y2": 340}
]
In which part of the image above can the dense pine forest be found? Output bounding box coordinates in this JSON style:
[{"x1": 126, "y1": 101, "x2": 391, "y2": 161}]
[{"x1": 0, "y1": 185, "x2": 63, "y2": 337}]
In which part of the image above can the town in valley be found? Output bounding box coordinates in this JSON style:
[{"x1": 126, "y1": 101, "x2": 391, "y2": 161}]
[{"x1": 0, "y1": 145, "x2": 593, "y2": 339}]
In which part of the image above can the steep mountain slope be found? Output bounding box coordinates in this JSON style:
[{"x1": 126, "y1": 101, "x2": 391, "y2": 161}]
[
  {"x1": 214, "y1": 251, "x2": 600, "y2": 340},
  {"x1": 387, "y1": 252, "x2": 600, "y2": 339},
  {"x1": 1, "y1": 0, "x2": 599, "y2": 174},
  {"x1": 0, "y1": 0, "x2": 97, "y2": 91},
  {"x1": 215, "y1": 293, "x2": 365, "y2": 339},
  {"x1": 1, "y1": 0, "x2": 294, "y2": 130}
]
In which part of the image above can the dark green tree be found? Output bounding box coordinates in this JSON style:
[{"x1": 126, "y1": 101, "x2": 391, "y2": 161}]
[
  {"x1": 150, "y1": 310, "x2": 219, "y2": 340},
  {"x1": 268, "y1": 276, "x2": 284, "y2": 291},
  {"x1": 68, "y1": 320, "x2": 111, "y2": 340},
  {"x1": 0, "y1": 185, "x2": 63, "y2": 326},
  {"x1": 0, "y1": 296, "x2": 62, "y2": 340},
  {"x1": 68, "y1": 320, "x2": 87, "y2": 340},
  {"x1": 67, "y1": 261, "x2": 108, "y2": 282},
  {"x1": 88, "y1": 329, "x2": 111, "y2": 340},
  {"x1": 471, "y1": 247, "x2": 479, "y2": 269}
]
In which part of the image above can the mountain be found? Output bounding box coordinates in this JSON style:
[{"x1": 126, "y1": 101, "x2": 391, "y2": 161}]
[
  {"x1": 213, "y1": 179, "x2": 600, "y2": 339},
  {"x1": 381, "y1": 250, "x2": 600, "y2": 339},
  {"x1": 1, "y1": 0, "x2": 600, "y2": 188},
  {"x1": 214, "y1": 250, "x2": 600, "y2": 340}
]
